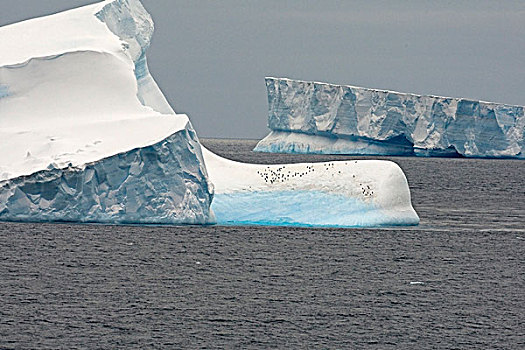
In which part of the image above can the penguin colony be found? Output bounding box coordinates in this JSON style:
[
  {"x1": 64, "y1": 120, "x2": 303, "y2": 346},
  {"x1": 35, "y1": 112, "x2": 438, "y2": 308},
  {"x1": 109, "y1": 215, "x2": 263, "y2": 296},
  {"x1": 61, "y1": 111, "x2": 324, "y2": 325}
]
[{"x1": 255, "y1": 161, "x2": 375, "y2": 199}]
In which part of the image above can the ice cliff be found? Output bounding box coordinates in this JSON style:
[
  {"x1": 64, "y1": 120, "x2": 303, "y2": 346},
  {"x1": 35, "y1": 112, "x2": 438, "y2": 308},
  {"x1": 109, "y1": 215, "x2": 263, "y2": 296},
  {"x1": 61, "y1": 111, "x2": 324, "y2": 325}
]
[
  {"x1": 255, "y1": 78, "x2": 525, "y2": 158},
  {"x1": 0, "y1": 1, "x2": 419, "y2": 227},
  {"x1": 0, "y1": 130, "x2": 211, "y2": 224}
]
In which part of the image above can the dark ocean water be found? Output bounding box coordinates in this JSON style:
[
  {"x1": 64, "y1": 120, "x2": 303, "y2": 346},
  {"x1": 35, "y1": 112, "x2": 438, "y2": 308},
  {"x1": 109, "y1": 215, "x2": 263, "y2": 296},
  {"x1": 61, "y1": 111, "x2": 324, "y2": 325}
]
[{"x1": 1, "y1": 139, "x2": 524, "y2": 349}]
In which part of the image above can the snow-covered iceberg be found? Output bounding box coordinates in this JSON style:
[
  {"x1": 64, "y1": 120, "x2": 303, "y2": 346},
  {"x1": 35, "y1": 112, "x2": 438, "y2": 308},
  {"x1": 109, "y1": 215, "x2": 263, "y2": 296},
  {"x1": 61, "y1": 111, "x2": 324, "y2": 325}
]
[
  {"x1": 0, "y1": 0, "x2": 419, "y2": 227},
  {"x1": 204, "y1": 150, "x2": 418, "y2": 227},
  {"x1": 255, "y1": 78, "x2": 525, "y2": 158},
  {"x1": 0, "y1": 0, "x2": 214, "y2": 224}
]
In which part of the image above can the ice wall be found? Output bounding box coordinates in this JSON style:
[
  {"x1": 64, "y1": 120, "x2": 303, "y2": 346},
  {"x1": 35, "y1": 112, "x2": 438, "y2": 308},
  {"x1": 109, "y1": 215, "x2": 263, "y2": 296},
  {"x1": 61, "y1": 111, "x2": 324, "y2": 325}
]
[
  {"x1": 0, "y1": 126, "x2": 213, "y2": 224},
  {"x1": 255, "y1": 78, "x2": 525, "y2": 158}
]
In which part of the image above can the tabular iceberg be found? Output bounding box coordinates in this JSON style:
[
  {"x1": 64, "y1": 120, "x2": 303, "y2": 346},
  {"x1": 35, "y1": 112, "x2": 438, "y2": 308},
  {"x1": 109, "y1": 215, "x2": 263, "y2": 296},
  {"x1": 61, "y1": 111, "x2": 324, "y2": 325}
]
[
  {"x1": 255, "y1": 77, "x2": 525, "y2": 158},
  {"x1": 0, "y1": 0, "x2": 419, "y2": 227}
]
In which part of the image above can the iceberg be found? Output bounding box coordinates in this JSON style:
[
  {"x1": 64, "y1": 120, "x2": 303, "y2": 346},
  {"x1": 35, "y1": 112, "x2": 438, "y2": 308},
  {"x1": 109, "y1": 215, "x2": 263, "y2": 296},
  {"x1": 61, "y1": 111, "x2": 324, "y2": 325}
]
[
  {"x1": 0, "y1": 0, "x2": 419, "y2": 227},
  {"x1": 204, "y1": 150, "x2": 419, "y2": 227},
  {"x1": 0, "y1": 0, "x2": 213, "y2": 224},
  {"x1": 255, "y1": 77, "x2": 525, "y2": 158}
]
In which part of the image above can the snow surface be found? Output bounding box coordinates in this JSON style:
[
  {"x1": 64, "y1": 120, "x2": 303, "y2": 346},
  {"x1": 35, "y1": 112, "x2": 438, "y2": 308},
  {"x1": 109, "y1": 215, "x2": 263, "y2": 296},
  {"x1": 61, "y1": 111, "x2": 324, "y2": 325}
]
[
  {"x1": 255, "y1": 78, "x2": 525, "y2": 158},
  {"x1": 0, "y1": 0, "x2": 419, "y2": 227}
]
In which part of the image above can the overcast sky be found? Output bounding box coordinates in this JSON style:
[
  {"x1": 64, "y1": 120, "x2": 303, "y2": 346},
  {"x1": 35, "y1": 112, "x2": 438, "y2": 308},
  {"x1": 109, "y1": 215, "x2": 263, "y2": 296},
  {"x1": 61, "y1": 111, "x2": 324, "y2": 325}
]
[{"x1": 1, "y1": 0, "x2": 524, "y2": 139}]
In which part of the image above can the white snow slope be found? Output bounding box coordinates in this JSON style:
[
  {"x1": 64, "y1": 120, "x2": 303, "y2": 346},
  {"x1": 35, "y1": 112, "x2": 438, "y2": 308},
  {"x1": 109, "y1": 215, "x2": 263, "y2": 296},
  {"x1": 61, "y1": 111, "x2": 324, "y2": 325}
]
[
  {"x1": 255, "y1": 78, "x2": 525, "y2": 158},
  {"x1": 0, "y1": 0, "x2": 419, "y2": 227}
]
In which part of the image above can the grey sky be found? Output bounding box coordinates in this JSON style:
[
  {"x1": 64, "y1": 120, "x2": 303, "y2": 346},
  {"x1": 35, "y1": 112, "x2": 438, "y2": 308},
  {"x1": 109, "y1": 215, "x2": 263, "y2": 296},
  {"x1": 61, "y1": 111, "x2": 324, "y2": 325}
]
[{"x1": 1, "y1": 0, "x2": 524, "y2": 139}]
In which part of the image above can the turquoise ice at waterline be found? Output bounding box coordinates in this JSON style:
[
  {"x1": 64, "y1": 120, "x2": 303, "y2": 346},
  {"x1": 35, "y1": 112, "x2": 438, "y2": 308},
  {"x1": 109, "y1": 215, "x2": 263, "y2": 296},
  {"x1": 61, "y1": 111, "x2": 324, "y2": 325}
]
[{"x1": 212, "y1": 191, "x2": 416, "y2": 227}]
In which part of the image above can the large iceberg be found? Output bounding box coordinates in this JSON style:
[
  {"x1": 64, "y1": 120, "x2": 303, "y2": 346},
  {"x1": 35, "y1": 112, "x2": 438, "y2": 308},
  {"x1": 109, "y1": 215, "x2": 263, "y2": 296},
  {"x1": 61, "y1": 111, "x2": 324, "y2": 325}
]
[
  {"x1": 255, "y1": 77, "x2": 525, "y2": 158},
  {"x1": 0, "y1": 0, "x2": 213, "y2": 224},
  {"x1": 0, "y1": 0, "x2": 419, "y2": 227}
]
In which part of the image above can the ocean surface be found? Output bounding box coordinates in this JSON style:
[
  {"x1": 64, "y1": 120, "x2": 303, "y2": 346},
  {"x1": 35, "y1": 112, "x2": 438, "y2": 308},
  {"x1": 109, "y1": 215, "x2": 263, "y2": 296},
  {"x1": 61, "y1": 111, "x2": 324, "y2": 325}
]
[{"x1": 1, "y1": 138, "x2": 524, "y2": 349}]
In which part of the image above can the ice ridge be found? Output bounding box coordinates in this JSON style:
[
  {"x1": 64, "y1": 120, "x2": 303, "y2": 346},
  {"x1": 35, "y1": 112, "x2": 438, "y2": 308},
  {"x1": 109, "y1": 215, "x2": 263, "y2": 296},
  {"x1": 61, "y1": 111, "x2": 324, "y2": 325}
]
[
  {"x1": 255, "y1": 77, "x2": 525, "y2": 158},
  {"x1": 95, "y1": 0, "x2": 175, "y2": 114}
]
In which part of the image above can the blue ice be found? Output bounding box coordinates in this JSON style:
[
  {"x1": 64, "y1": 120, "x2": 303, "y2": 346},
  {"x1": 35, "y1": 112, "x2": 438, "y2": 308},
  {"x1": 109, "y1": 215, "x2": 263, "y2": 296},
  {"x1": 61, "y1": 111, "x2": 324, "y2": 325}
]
[
  {"x1": 0, "y1": 85, "x2": 8, "y2": 99},
  {"x1": 211, "y1": 190, "x2": 391, "y2": 228}
]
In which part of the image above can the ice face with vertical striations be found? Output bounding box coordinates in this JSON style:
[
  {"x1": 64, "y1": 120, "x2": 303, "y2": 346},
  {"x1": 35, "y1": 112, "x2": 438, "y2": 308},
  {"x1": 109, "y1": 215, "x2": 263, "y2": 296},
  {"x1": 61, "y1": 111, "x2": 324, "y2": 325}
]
[
  {"x1": 255, "y1": 77, "x2": 525, "y2": 158},
  {"x1": 0, "y1": 1, "x2": 419, "y2": 227}
]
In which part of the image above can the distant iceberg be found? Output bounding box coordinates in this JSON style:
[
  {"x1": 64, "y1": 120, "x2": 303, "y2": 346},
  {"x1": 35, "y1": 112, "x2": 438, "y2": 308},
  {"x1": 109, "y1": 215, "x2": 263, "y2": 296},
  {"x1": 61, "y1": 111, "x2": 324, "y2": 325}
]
[
  {"x1": 0, "y1": 0, "x2": 419, "y2": 227},
  {"x1": 255, "y1": 77, "x2": 525, "y2": 158}
]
